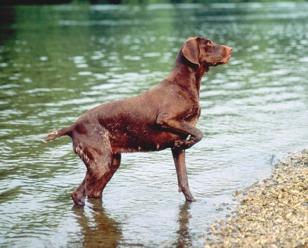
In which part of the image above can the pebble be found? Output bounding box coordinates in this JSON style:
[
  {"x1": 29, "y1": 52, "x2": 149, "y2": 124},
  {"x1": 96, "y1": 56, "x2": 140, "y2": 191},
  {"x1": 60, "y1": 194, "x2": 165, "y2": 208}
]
[{"x1": 205, "y1": 149, "x2": 308, "y2": 247}]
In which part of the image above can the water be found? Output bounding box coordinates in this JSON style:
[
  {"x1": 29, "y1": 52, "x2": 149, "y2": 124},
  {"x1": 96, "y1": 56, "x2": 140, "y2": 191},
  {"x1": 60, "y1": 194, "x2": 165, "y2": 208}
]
[{"x1": 0, "y1": 2, "x2": 308, "y2": 247}]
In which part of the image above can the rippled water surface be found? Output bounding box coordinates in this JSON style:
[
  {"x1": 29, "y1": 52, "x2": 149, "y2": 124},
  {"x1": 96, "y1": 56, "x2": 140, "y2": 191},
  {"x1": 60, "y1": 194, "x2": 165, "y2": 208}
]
[{"x1": 0, "y1": 2, "x2": 308, "y2": 247}]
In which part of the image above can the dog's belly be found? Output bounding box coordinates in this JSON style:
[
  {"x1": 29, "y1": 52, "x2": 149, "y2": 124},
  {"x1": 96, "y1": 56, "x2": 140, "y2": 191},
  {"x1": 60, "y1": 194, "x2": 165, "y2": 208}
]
[{"x1": 109, "y1": 128, "x2": 181, "y2": 153}]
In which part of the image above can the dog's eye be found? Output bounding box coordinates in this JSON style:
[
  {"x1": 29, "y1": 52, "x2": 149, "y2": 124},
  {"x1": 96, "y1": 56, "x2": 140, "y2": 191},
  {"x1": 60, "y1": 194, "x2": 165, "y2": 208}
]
[{"x1": 206, "y1": 40, "x2": 213, "y2": 47}]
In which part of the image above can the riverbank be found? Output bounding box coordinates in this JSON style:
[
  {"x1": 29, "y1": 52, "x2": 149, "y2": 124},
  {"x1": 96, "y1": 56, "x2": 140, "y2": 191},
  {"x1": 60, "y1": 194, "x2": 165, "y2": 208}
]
[{"x1": 205, "y1": 149, "x2": 308, "y2": 247}]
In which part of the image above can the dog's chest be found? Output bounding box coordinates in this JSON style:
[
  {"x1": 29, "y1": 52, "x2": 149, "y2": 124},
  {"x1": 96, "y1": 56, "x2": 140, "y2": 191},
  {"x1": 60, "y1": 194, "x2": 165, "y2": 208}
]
[{"x1": 184, "y1": 104, "x2": 201, "y2": 124}]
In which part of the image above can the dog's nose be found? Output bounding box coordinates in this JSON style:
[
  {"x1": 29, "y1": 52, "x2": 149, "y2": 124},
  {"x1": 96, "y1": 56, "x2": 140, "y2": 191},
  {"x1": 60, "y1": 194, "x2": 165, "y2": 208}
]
[{"x1": 226, "y1": 46, "x2": 232, "y2": 53}]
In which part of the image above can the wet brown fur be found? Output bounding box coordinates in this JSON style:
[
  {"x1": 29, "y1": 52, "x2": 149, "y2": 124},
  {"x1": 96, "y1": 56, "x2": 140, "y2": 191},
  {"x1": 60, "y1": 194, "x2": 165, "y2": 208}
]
[{"x1": 46, "y1": 37, "x2": 232, "y2": 206}]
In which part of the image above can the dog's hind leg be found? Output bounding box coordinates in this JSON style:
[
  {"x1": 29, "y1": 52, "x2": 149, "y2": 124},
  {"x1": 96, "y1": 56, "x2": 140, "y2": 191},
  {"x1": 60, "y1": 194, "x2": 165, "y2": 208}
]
[
  {"x1": 71, "y1": 176, "x2": 86, "y2": 206},
  {"x1": 72, "y1": 129, "x2": 121, "y2": 205},
  {"x1": 86, "y1": 153, "x2": 121, "y2": 199}
]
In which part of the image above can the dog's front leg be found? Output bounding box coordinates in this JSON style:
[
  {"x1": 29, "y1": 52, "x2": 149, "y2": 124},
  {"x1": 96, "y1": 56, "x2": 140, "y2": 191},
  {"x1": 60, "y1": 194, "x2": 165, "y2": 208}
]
[
  {"x1": 156, "y1": 113, "x2": 203, "y2": 149},
  {"x1": 171, "y1": 148, "x2": 195, "y2": 202}
]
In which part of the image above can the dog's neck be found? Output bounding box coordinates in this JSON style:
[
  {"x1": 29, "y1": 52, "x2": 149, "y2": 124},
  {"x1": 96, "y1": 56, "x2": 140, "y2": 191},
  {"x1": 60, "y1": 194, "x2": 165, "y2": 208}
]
[{"x1": 167, "y1": 52, "x2": 208, "y2": 98}]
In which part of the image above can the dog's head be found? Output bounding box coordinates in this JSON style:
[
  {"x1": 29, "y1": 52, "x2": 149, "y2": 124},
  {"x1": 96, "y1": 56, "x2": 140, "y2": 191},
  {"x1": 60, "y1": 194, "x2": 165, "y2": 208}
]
[{"x1": 181, "y1": 37, "x2": 232, "y2": 68}]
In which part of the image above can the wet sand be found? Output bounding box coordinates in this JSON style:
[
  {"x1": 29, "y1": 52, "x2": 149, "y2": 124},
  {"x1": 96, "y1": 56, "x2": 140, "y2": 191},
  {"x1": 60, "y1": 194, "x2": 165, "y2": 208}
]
[{"x1": 205, "y1": 149, "x2": 308, "y2": 247}]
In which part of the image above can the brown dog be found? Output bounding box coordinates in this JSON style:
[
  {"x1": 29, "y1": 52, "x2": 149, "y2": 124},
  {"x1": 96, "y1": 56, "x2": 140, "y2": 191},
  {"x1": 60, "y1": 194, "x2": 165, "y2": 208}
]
[{"x1": 46, "y1": 37, "x2": 232, "y2": 206}]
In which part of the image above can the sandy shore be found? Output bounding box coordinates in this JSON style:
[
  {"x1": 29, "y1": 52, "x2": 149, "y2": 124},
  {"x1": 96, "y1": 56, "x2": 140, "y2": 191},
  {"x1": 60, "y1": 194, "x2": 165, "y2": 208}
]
[{"x1": 205, "y1": 149, "x2": 308, "y2": 248}]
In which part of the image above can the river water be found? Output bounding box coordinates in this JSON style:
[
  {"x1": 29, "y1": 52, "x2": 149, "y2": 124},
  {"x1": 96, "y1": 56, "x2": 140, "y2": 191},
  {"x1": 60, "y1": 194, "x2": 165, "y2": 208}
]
[{"x1": 0, "y1": 2, "x2": 308, "y2": 247}]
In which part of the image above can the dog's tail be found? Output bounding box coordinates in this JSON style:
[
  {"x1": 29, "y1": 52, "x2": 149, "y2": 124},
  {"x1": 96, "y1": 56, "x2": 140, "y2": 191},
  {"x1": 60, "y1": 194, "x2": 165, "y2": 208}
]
[{"x1": 45, "y1": 126, "x2": 73, "y2": 142}]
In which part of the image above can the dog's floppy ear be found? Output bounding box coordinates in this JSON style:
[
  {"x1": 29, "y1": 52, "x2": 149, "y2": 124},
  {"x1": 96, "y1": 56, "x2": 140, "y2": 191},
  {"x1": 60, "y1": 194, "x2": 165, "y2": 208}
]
[{"x1": 181, "y1": 37, "x2": 200, "y2": 67}]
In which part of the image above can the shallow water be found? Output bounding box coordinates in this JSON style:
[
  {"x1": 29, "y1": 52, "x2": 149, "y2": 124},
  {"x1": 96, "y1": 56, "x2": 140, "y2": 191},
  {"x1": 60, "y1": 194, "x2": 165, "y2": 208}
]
[{"x1": 0, "y1": 2, "x2": 308, "y2": 247}]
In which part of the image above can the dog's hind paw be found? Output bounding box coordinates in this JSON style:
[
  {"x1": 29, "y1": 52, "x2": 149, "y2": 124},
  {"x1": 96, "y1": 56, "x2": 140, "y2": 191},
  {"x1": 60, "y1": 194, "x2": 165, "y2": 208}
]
[{"x1": 71, "y1": 192, "x2": 85, "y2": 207}]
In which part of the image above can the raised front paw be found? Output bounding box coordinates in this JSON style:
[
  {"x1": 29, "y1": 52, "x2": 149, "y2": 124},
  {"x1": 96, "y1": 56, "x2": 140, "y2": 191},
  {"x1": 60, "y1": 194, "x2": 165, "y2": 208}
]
[
  {"x1": 174, "y1": 139, "x2": 195, "y2": 150},
  {"x1": 174, "y1": 139, "x2": 185, "y2": 148}
]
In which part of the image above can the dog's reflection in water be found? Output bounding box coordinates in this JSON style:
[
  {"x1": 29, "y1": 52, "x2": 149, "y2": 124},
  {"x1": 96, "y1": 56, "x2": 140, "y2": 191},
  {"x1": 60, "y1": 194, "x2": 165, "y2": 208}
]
[
  {"x1": 73, "y1": 200, "x2": 193, "y2": 247},
  {"x1": 72, "y1": 199, "x2": 122, "y2": 248},
  {"x1": 175, "y1": 202, "x2": 192, "y2": 248}
]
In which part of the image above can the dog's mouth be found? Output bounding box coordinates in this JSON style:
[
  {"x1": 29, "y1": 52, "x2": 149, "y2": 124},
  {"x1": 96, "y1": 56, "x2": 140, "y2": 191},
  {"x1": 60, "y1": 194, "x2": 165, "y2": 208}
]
[
  {"x1": 222, "y1": 54, "x2": 232, "y2": 64},
  {"x1": 212, "y1": 54, "x2": 232, "y2": 66},
  {"x1": 204, "y1": 52, "x2": 232, "y2": 68}
]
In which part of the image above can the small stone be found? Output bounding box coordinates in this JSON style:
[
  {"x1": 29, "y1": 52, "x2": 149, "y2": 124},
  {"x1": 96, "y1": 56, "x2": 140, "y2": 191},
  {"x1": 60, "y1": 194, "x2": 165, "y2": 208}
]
[{"x1": 205, "y1": 149, "x2": 308, "y2": 247}]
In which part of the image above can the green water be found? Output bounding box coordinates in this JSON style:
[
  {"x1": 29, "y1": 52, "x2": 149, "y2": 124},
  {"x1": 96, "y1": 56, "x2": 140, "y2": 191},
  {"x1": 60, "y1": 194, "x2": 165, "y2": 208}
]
[{"x1": 0, "y1": 2, "x2": 308, "y2": 247}]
